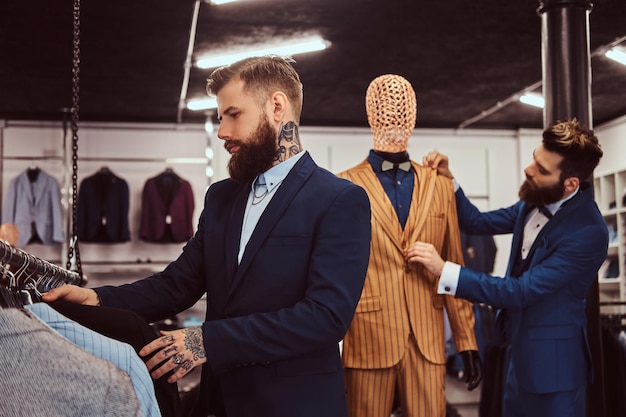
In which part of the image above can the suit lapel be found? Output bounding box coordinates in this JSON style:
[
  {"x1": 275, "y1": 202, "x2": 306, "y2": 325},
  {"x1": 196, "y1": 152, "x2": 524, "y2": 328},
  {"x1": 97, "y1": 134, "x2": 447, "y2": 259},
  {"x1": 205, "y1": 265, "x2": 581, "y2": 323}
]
[
  {"x1": 225, "y1": 184, "x2": 250, "y2": 283},
  {"x1": 227, "y1": 152, "x2": 315, "y2": 298},
  {"x1": 349, "y1": 160, "x2": 404, "y2": 250},
  {"x1": 527, "y1": 187, "x2": 589, "y2": 256},
  {"x1": 505, "y1": 203, "x2": 530, "y2": 275},
  {"x1": 403, "y1": 163, "x2": 437, "y2": 244}
]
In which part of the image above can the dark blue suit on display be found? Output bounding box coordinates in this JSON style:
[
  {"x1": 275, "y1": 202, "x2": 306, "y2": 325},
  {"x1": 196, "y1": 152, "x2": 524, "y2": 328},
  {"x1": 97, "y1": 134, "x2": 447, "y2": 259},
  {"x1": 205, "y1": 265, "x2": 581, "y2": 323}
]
[
  {"x1": 96, "y1": 152, "x2": 372, "y2": 417},
  {"x1": 453, "y1": 184, "x2": 608, "y2": 417}
]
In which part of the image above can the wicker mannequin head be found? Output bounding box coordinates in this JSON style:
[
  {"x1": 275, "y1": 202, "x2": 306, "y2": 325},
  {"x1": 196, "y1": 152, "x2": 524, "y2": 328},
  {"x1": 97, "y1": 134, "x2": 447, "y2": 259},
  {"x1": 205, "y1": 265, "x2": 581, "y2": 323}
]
[{"x1": 366, "y1": 74, "x2": 417, "y2": 153}]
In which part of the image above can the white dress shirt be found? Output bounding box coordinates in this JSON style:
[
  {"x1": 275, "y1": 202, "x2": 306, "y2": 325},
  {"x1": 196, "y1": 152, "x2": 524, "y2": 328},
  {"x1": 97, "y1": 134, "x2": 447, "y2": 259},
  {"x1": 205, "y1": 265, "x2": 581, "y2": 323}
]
[{"x1": 238, "y1": 151, "x2": 305, "y2": 263}]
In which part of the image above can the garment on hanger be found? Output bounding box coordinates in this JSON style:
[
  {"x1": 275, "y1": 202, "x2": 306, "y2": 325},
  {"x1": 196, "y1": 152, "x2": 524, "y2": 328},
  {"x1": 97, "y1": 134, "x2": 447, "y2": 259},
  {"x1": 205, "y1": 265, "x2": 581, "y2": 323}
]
[
  {"x1": 77, "y1": 167, "x2": 130, "y2": 243},
  {"x1": 1, "y1": 169, "x2": 64, "y2": 247},
  {"x1": 0, "y1": 242, "x2": 147, "y2": 416},
  {"x1": 26, "y1": 302, "x2": 162, "y2": 417},
  {"x1": 140, "y1": 169, "x2": 195, "y2": 243},
  {"x1": 50, "y1": 300, "x2": 182, "y2": 417},
  {"x1": 0, "y1": 308, "x2": 142, "y2": 417}
]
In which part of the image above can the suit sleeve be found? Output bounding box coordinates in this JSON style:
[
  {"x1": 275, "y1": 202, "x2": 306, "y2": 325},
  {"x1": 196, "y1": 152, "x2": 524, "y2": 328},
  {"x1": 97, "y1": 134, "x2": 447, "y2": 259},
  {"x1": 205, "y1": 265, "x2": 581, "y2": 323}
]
[
  {"x1": 49, "y1": 176, "x2": 65, "y2": 244},
  {"x1": 456, "y1": 220, "x2": 608, "y2": 309},
  {"x1": 439, "y1": 178, "x2": 478, "y2": 353},
  {"x1": 456, "y1": 186, "x2": 519, "y2": 235}
]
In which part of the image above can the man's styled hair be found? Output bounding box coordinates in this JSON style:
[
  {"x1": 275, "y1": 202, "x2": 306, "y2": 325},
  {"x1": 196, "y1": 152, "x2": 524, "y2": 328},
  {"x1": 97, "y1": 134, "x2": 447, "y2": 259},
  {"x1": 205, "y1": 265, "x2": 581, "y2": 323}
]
[
  {"x1": 206, "y1": 55, "x2": 303, "y2": 122},
  {"x1": 542, "y1": 118, "x2": 603, "y2": 182}
]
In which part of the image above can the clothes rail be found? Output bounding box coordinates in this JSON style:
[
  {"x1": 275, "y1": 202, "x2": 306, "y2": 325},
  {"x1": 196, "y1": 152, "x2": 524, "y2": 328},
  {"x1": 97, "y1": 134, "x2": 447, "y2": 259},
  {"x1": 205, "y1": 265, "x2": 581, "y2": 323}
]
[
  {"x1": 0, "y1": 239, "x2": 87, "y2": 291},
  {"x1": 80, "y1": 156, "x2": 208, "y2": 164}
]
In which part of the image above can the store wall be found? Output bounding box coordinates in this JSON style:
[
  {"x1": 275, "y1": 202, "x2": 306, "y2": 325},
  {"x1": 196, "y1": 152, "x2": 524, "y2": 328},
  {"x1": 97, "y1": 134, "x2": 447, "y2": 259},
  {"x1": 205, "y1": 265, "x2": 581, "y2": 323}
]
[
  {"x1": 0, "y1": 122, "x2": 208, "y2": 277},
  {"x1": 211, "y1": 125, "x2": 526, "y2": 276},
  {"x1": 2, "y1": 119, "x2": 623, "y2": 281},
  {"x1": 596, "y1": 115, "x2": 626, "y2": 175}
]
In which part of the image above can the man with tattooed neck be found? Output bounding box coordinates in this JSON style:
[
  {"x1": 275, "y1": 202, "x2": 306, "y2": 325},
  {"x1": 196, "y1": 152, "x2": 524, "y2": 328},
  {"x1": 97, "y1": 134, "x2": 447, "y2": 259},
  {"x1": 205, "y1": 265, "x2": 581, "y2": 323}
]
[{"x1": 43, "y1": 55, "x2": 372, "y2": 417}]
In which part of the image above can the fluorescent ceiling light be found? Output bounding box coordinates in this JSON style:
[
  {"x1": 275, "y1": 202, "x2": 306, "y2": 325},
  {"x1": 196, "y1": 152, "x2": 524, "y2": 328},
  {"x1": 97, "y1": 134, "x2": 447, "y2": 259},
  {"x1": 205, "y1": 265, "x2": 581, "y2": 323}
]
[
  {"x1": 196, "y1": 36, "x2": 330, "y2": 69},
  {"x1": 605, "y1": 47, "x2": 626, "y2": 66},
  {"x1": 519, "y1": 92, "x2": 545, "y2": 108},
  {"x1": 187, "y1": 97, "x2": 217, "y2": 111},
  {"x1": 208, "y1": 0, "x2": 242, "y2": 4}
]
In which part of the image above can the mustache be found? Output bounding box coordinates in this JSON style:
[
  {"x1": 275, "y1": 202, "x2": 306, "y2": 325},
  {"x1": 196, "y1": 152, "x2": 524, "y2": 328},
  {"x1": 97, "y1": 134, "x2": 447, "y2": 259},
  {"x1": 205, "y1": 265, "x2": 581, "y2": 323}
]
[
  {"x1": 524, "y1": 175, "x2": 537, "y2": 187},
  {"x1": 224, "y1": 139, "x2": 242, "y2": 151}
]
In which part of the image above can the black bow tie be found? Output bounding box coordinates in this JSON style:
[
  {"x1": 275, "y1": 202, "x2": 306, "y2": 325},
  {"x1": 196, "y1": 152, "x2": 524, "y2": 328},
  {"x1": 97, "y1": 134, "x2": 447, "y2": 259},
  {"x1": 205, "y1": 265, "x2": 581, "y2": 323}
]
[
  {"x1": 381, "y1": 160, "x2": 411, "y2": 172},
  {"x1": 536, "y1": 205, "x2": 553, "y2": 219}
]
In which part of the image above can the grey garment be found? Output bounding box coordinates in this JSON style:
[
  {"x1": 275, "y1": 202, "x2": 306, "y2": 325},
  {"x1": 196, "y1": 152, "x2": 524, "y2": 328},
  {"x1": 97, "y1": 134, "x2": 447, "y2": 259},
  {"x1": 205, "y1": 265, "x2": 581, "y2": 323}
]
[
  {"x1": 0, "y1": 308, "x2": 143, "y2": 417},
  {"x1": 25, "y1": 302, "x2": 160, "y2": 417}
]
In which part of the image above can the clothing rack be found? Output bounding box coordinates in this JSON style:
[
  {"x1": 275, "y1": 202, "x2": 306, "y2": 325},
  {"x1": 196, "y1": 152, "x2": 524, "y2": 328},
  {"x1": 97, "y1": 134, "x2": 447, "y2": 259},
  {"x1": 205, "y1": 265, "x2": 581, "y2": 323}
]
[{"x1": 0, "y1": 239, "x2": 86, "y2": 293}]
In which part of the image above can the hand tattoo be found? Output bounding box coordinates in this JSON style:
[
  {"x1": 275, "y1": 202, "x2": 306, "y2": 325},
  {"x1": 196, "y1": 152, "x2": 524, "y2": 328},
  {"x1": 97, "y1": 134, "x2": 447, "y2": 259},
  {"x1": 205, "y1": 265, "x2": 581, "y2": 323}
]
[
  {"x1": 164, "y1": 345, "x2": 178, "y2": 355},
  {"x1": 183, "y1": 326, "x2": 206, "y2": 362}
]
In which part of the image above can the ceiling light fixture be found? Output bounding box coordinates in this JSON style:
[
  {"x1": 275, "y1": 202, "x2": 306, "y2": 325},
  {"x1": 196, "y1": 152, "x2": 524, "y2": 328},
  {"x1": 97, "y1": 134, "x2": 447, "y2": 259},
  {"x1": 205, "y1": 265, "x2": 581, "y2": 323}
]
[
  {"x1": 187, "y1": 97, "x2": 217, "y2": 111},
  {"x1": 195, "y1": 36, "x2": 330, "y2": 69},
  {"x1": 207, "y1": 0, "x2": 242, "y2": 4},
  {"x1": 457, "y1": 35, "x2": 626, "y2": 129},
  {"x1": 605, "y1": 47, "x2": 626, "y2": 66},
  {"x1": 519, "y1": 92, "x2": 545, "y2": 108}
]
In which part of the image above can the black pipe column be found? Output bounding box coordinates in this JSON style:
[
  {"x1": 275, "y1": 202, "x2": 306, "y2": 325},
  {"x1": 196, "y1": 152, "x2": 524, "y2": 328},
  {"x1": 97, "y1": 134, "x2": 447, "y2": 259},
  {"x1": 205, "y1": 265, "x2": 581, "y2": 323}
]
[{"x1": 536, "y1": 2, "x2": 604, "y2": 417}]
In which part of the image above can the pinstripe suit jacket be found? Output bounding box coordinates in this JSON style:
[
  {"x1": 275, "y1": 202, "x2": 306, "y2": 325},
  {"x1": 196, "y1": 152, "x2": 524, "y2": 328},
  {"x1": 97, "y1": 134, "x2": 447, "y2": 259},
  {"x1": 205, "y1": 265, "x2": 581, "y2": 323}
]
[{"x1": 338, "y1": 159, "x2": 477, "y2": 368}]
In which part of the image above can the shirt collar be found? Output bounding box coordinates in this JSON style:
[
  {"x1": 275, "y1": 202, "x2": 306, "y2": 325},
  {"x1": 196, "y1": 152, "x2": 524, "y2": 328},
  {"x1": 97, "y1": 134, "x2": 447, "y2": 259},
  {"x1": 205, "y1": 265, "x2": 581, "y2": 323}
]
[
  {"x1": 545, "y1": 185, "x2": 580, "y2": 215},
  {"x1": 252, "y1": 151, "x2": 305, "y2": 193}
]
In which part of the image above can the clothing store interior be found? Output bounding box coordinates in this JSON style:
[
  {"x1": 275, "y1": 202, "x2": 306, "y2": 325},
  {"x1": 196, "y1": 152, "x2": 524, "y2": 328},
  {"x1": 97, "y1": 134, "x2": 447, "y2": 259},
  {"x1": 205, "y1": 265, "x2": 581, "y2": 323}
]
[{"x1": 2, "y1": 1, "x2": 626, "y2": 417}]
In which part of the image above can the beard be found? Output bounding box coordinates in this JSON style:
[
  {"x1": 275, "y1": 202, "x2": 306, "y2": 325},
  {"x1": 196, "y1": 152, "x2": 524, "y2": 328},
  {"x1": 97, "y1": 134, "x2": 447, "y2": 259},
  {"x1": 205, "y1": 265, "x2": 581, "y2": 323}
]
[
  {"x1": 226, "y1": 114, "x2": 278, "y2": 184},
  {"x1": 518, "y1": 176, "x2": 565, "y2": 206}
]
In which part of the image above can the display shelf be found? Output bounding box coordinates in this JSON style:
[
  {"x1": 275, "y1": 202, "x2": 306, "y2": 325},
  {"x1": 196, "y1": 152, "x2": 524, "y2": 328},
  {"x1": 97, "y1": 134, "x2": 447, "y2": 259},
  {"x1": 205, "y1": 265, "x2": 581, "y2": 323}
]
[{"x1": 595, "y1": 168, "x2": 626, "y2": 301}]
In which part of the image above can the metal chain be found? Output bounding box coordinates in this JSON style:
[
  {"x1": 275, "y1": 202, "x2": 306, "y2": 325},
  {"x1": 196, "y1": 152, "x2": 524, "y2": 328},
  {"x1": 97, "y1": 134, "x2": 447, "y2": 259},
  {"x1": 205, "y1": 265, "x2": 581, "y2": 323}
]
[{"x1": 67, "y1": 0, "x2": 83, "y2": 278}]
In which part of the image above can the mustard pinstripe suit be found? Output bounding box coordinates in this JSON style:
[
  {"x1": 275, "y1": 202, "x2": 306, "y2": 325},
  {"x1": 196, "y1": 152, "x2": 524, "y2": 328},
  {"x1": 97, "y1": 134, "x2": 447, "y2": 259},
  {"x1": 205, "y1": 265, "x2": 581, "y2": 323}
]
[{"x1": 338, "y1": 159, "x2": 478, "y2": 417}]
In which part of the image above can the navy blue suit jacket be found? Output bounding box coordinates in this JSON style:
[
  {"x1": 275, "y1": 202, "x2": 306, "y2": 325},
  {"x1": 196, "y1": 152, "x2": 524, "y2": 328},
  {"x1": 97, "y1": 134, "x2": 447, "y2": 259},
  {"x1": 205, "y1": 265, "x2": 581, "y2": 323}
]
[
  {"x1": 453, "y1": 184, "x2": 607, "y2": 394},
  {"x1": 77, "y1": 169, "x2": 130, "y2": 243},
  {"x1": 97, "y1": 152, "x2": 372, "y2": 417}
]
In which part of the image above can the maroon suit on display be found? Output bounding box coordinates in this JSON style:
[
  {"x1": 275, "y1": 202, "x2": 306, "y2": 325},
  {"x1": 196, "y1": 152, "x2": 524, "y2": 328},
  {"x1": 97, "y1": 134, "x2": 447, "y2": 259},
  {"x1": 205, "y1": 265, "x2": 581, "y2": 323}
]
[{"x1": 140, "y1": 170, "x2": 195, "y2": 243}]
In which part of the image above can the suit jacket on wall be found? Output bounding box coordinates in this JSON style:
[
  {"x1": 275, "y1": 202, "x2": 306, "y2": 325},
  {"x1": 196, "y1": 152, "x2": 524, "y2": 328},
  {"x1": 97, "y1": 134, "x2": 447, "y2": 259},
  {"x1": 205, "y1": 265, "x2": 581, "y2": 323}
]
[
  {"x1": 96, "y1": 152, "x2": 372, "y2": 417},
  {"x1": 77, "y1": 168, "x2": 130, "y2": 243},
  {"x1": 338, "y1": 160, "x2": 477, "y2": 369},
  {"x1": 140, "y1": 170, "x2": 195, "y2": 243},
  {"x1": 453, "y1": 184, "x2": 608, "y2": 394},
  {"x1": 1, "y1": 169, "x2": 64, "y2": 247}
]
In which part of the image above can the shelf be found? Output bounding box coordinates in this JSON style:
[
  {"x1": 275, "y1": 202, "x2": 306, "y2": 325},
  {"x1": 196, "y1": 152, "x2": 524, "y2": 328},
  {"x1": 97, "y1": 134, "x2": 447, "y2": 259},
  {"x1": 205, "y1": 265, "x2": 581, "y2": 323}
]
[
  {"x1": 595, "y1": 168, "x2": 626, "y2": 302},
  {"x1": 598, "y1": 278, "x2": 621, "y2": 288}
]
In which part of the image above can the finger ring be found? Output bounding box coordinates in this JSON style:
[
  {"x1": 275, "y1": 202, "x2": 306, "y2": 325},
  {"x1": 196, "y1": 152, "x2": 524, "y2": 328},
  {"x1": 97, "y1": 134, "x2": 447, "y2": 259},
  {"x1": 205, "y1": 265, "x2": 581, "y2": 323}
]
[{"x1": 173, "y1": 354, "x2": 184, "y2": 365}]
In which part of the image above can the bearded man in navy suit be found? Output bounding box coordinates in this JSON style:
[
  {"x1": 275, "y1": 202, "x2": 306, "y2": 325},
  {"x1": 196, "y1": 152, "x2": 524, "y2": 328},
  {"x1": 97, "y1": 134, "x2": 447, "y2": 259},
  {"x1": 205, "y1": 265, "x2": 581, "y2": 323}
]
[
  {"x1": 44, "y1": 55, "x2": 372, "y2": 417},
  {"x1": 408, "y1": 119, "x2": 607, "y2": 417}
]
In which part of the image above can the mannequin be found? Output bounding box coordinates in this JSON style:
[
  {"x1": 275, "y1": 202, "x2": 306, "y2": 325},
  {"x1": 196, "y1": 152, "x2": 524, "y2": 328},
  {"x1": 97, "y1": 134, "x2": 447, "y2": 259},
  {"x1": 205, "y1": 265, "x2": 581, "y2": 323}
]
[{"x1": 338, "y1": 74, "x2": 481, "y2": 417}]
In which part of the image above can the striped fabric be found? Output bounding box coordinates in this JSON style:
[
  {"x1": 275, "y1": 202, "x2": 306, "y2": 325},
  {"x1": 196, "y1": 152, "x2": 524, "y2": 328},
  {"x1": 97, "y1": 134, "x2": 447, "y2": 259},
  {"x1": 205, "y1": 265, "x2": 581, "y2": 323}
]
[
  {"x1": 26, "y1": 302, "x2": 160, "y2": 417},
  {"x1": 338, "y1": 160, "x2": 478, "y2": 417}
]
